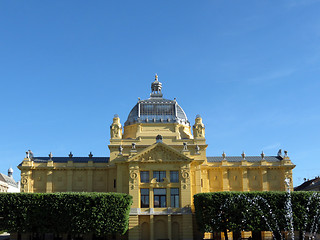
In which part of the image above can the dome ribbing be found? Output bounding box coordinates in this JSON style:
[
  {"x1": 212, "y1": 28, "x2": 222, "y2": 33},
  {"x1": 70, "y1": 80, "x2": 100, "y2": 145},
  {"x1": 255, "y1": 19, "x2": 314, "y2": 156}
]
[{"x1": 124, "y1": 75, "x2": 189, "y2": 126}]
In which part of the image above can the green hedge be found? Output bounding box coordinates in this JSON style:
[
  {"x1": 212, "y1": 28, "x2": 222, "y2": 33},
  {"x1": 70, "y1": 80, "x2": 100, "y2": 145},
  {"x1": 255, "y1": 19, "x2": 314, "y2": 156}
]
[
  {"x1": 0, "y1": 192, "x2": 132, "y2": 236},
  {"x1": 194, "y1": 191, "x2": 320, "y2": 238}
]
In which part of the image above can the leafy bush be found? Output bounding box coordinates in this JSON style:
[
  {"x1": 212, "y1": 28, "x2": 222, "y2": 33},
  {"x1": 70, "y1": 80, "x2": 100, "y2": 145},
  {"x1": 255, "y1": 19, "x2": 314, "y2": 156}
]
[
  {"x1": 0, "y1": 192, "x2": 132, "y2": 236},
  {"x1": 194, "y1": 191, "x2": 320, "y2": 239}
]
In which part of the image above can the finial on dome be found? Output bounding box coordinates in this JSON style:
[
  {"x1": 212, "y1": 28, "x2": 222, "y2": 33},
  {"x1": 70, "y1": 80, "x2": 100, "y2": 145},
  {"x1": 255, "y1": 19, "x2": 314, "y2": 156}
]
[{"x1": 150, "y1": 74, "x2": 163, "y2": 98}]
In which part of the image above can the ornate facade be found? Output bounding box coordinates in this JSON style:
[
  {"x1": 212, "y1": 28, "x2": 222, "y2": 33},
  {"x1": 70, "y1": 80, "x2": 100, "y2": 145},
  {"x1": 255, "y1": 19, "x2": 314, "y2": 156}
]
[{"x1": 18, "y1": 75, "x2": 295, "y2": 240}]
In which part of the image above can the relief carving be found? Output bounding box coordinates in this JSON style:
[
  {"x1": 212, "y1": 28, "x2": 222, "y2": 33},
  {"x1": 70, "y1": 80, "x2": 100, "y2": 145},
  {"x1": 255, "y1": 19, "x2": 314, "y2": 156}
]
[
  {"x1": 20, "y1": 176, "x2": 28, "y2": 192},
  {"x1": 181, "y1": 171, "x2": 190, "y2": 179},
  {"x1": 129, "y1": 166, "x2": 139, "y2": 190},
  {"x1": 130, "y1": 172, "x2": 138, "y2": 180},
  {"x1": 22, "y1": 177, "x2": 28, "y2": 184},
  {"x1": 181, "y1": 167, "x2": 191, "y2": 189},
  {"x1": 141, "y1": 147, "x2": 180, "y2": 162}
]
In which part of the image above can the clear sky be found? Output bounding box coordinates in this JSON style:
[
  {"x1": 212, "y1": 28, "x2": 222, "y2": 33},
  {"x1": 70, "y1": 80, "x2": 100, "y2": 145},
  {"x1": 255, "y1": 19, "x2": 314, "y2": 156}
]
[{"x1": 0, "y1": 1, "x2": 319, "y2": 187}]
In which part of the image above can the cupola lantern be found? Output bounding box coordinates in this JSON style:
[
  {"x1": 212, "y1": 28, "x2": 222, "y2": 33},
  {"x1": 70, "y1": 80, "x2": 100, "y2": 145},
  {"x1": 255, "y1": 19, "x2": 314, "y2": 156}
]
[{"x1": 150, "y1": 74, "x2": 163, "y2": 98}]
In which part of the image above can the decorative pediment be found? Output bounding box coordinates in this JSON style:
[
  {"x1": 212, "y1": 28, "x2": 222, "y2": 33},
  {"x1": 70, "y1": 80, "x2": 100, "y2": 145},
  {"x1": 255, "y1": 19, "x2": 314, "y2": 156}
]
[{"x1": 128, "y1": 142, "x2": 193, "y2": 163}]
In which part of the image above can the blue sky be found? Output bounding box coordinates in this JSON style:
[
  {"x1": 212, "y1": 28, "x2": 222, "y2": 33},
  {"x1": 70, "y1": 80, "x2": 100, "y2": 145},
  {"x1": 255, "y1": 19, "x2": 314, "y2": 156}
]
[{"x1": 0, "y1": 1, "x2": 319, "y2": 187}]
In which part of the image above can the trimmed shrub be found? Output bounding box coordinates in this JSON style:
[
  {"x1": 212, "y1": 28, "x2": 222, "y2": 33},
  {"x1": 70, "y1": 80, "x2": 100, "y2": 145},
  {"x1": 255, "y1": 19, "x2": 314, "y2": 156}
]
[
  {"x1": 0, "y1": 192, "x2": 132, "y2": 236},
  {"x1": 194, "y1": 191, "x2": 320, "y2": 239}
]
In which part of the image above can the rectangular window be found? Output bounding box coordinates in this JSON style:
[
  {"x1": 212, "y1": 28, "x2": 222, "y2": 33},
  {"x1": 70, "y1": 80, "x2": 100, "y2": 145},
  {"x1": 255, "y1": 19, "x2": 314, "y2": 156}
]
[
  {"x1": 141, "y1": 189, "x2": 149, "y2": 208},
  {"x1": 140, "y1": 171, "x2": 149, "y2": 183},
  {"x1": 153, "y1": 171, "x2": 166, "y2": 182},
  {"x1": 154, "y1": 188, "x2": 166, "y2": 208},
  {"x1": 170, "y1": 188, "x2": 179, "y2": 208},
  {"x1": 170, "y1": 171, "x2": 179, "y2": 183}
]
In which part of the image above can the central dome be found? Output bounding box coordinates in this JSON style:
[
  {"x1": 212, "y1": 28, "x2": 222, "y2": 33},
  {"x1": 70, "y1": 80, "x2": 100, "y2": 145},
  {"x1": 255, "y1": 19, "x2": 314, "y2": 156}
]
[{"x1": 124, "y1": 75, "x2": 189, "y2": 126}]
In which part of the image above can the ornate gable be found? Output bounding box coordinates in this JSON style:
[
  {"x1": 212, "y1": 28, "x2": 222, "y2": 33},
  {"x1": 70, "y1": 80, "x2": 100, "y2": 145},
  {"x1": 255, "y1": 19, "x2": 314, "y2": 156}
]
[{"x1": 128, "y1": 142, "x2": 192, "y2": 163}]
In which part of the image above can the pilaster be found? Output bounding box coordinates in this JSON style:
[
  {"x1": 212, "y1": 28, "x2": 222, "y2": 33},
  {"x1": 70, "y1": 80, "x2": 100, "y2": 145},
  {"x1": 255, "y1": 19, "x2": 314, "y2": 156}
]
[
  {"x1": 67, "y1": 170, "x2": 73, "y2": 192},
  {"x1": 128, "y1": 163, "x2": 139, "y2": 208},
  {"x1": 242, "y1": 169, "x2": 249, "y2": 192},
  {"x1": 150, "y1": 188, "x2": 154, "y2": 208},
  {"x1": 46, "y1": 170, "x2": 53, "y2": 193},
  {"x1": 180, "y1": 165, "x2": 191, "y2": 208},
  {"x1": 203, "y1": 169, "x2": 209, "y2": 192},
  {"x1": 128, "y1": 215, "x2": 139, "y2": 240},
  {"x1": 182, "y1": 214, "x2": 193, "y2": 240},
  {"x1": 222, "y1": 169, "x2": 229, "y2": 191},
  {"x1": 168, "y1": 215, "x2": 172, "y2": 240},
  {"x1": 261, "y1": 169, "x2": 268, "y2": 191},
  {"x1": 167, "y1": 186, "x2": 171, "y2": 207},
  {"x1": 21, "y1": 170, "x2": 32, "y2": 193},
  {"x1": 116, "y1": 164, "x2": 124, "y2": 193},
  {"x1": 284, "y1": 169, "x2": 294, "y2": 191},
  {"x1": 150, "y1": 215, "x2": 154, "y2": 240},
  {"x1": 87, "y1": 169, "x2": 93, "y2": 192}
]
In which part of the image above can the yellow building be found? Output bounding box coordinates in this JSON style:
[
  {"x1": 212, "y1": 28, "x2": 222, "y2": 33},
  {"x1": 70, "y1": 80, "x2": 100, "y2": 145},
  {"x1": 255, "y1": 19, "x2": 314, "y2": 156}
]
[{"x1": 18, "y1": 75, "x2": 295, "y2": 240}]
